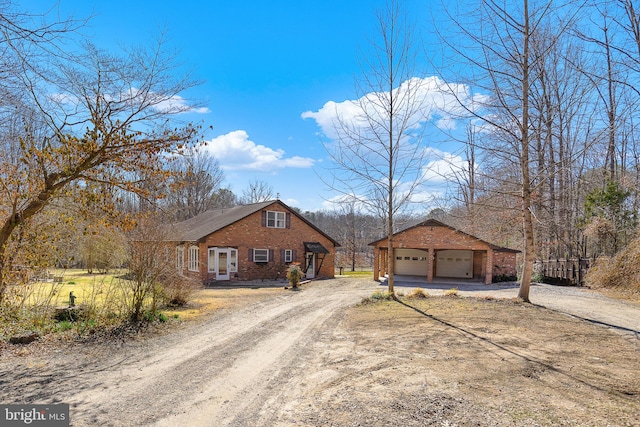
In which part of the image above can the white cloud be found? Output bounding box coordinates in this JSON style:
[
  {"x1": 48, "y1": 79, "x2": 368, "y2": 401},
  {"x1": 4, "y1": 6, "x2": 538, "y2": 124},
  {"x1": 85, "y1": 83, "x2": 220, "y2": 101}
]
[
  {"x1": 301, "y1": 76, "x2": 478, "y2": 139},
  {"x1": 282, "y1": 197, "x2": 299, "y2": 207},
  {"x1": 203, "y1": 130, "x2": 315, "y2": 171},
  {"x1": 154, "y1": 94, "x2": 211, "y2": 114},
  {"x1": 420, "y1": 148, "x2": 468, "y2": 183}
]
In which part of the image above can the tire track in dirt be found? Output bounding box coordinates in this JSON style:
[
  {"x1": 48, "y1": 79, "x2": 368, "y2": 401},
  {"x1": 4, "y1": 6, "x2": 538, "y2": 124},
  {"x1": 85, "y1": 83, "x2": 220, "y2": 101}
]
[{"x1": 68, "y1": 280, "x2": 373, "y2": 426}]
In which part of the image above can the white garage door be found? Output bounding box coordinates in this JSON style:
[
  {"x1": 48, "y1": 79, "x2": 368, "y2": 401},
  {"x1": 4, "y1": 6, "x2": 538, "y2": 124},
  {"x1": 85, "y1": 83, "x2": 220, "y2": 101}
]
[
  {"x1": 394, "y1": 249, "x2": 429, "y2": 275},
  {"x1": 436, "y1": 250, "x2": 473, "y2": 278}
]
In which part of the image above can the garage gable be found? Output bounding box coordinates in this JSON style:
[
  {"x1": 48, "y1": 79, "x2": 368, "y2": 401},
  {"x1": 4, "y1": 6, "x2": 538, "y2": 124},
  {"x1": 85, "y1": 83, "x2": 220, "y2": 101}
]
[
  {"x1": 369, "y1": 219, "x2": 520, "y2": 284},
  {"x1": 370, "y1": 219, "x2": 493, "y2": 251}
]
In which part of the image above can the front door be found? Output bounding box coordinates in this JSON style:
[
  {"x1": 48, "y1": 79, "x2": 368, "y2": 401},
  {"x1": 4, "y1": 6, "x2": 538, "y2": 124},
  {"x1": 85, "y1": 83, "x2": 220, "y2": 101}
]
[
  {"x1": 305, "y1": 252, "x2": 315, "y2": 279},
  {"x1": 216, "y1": 250, "x2": 229, "y2": 280},
  {"x1": 208, "y1": 248, "x2": 237, "y2": 281}
]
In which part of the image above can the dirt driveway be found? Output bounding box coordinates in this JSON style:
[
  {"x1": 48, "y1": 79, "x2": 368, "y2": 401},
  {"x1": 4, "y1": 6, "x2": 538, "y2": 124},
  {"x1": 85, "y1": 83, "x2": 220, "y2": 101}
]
[
  {"x1": 1, "y1": 277, "x2": 638, "y2": 426},
  {"x1": 388, "y1": 276, "x2": 640, "y2": 334}
]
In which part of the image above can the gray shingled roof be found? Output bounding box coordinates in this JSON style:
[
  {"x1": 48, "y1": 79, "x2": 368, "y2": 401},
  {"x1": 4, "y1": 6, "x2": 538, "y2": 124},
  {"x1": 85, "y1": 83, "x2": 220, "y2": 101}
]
[
  {"x1": 168, "y1": 201, "x2": 275, "y2": 242},
  {"x1": 167, "y1": 200, "x2": 340, "y2": 247}
]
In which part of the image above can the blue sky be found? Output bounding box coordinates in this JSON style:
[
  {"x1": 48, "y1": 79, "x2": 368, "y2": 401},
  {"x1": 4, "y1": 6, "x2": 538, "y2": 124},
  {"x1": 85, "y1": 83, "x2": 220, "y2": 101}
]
[{"x1": 25, "y1": 0, "x2": 465, "y2": 212}]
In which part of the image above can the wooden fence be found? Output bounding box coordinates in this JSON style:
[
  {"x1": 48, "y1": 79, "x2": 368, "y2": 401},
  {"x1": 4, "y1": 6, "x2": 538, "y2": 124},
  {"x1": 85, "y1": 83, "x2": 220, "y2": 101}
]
[{"x1": 533, "y1": 257, "x2": 598, "y2": 286}]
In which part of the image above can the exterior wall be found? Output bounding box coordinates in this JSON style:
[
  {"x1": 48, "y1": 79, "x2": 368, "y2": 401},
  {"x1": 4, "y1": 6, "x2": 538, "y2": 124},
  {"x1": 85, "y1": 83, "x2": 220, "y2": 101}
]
[
  {"x1": 189, "y1": 206, "x2": 335, "y2": 282},
  {"x1": 493, "y1": 251, "x2": 518, "y2": 278},
  {"x1": 372, "y1": 223, "x2": 518, "y2": 284},
  {"x1": 388, "y1": 224, "x2": 494, "y2": 251}
]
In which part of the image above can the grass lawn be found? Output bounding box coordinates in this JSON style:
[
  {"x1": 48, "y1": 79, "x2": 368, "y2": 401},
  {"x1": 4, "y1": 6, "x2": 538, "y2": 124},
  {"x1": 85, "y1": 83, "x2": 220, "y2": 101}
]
[
  {"x1": 18, "y1": 269, "x2": 126, "y2": 307},
  {"x1": 13, "y1": 269, "x2": 282, "y2": 322}
]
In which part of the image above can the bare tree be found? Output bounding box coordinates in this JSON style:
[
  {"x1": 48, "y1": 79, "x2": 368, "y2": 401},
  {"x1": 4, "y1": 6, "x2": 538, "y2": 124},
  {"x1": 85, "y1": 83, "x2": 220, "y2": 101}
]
[
  {"x1": 0, "y1": 6, "x2": 202, "y2": 302},
  {"x1": 333, "y1": 198, "x2": 377, "y2": 272},
  {"x1": 241, "y1": 179, "x2": 274, "y2": 204},
  {"x1": 167, "y1": 147, "x2": 226, "y2": 221},
  {"x1": 316, "y1": 0, "x2": 428, "y2": 294},
  {"x1": 124, "y1": 215, "x2": 199, "y2": 322},
  {"x1": 439, "y1": 0, "x2": 582, "y2": 301}
]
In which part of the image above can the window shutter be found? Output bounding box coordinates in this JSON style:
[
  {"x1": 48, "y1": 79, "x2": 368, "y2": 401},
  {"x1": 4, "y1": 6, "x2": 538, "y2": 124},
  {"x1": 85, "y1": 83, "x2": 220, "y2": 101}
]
[
  {"x1": 269, "y1": 249, "x2": 274, "y2": 262},
  {"x1": 292, "y1": 249, "x2": 297, "y2": 261},
  {"x1": 248, "y1": 248, "x2": 254, "y2": 262},
  {"x1": 280, "y1": 249, "x2": 285, "y2": 262},
  {"x1": 286, "y1": 213, "x2": 291, "y2": 228},
  {"x1": 262, "y1": 211, "x2": 267, "y2": 227}
]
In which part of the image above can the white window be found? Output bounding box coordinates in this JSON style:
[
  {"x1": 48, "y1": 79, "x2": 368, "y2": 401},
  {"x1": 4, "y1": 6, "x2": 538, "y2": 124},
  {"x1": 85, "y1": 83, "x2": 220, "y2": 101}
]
[
  {"x1": 188, "y1": 246, "x2": 199, "y2": 271},
  {"x1": 267, "y1": 211, "x2": 286, "y2": 228},
  {"x1": 229, "y1": 248, "x2": 237, "y2": 272},
  {"x1": 253, "y1": 248, "x2": 269, "y2": 263},
  {"x1": 208, "y1": 248, "x2": 216, "y2": 273},
  {"x1": 284, "y1": 249, "x2": 293, "y2": 263},
  {"x1": 176, "y1": 246, "x2": 185, "y2": 271}
]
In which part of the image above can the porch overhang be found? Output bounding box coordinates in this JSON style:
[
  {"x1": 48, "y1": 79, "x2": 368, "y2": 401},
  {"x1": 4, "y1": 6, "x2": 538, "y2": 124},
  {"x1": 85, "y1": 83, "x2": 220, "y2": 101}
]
[{"x1": 303, "y1": 241, "x2": 329, "y2": 254}]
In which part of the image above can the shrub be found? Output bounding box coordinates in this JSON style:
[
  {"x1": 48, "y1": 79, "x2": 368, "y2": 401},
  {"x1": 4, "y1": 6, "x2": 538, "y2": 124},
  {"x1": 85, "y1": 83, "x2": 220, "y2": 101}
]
[
  {"x1": 142, "y1": 310, "x2": 168, "y2": 323},
  {"x1": 493, "y1": 274, "x2": 519, "y2": 283},
  {"x1": 443, "y1": 288, "x2": 459, "y2": 297},
  {"x1": 360, "y1": 290, "x2": 395, "y2": 304},
  {"x1": 286, "y1": 262, "x2": 303, "y2": 288},
  {"x1": 406, "y1": 288, "x2": 429, "y2": 299},
  {"x1": 163, "y1": 273, "x2": 201, "y2": 307},
  {"x1": 55, "y1": 321, "x2": 74, "y2": 332}
]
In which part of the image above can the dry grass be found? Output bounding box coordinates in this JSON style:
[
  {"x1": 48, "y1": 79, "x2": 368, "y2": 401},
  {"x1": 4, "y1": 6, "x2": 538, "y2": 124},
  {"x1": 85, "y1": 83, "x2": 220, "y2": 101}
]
[
  {"x1": 406, "y1": 287, "x2": 430, "y2": 299},
  {"x1": 162, "y1": 286, "x2": 283, "y2": 321},
  {"x1": 585, "y1": 238, "x2": 640, "y2": 301},
  {"x1": 319, "y1": 295, "x2": 640, "y2": 426}
]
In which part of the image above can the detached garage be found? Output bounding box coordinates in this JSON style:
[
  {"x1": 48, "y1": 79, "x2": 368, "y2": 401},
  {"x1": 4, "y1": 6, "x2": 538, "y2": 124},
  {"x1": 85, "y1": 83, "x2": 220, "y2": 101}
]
[{"x1": 370, "y1": 219, "x2": 519, "y2": 284}]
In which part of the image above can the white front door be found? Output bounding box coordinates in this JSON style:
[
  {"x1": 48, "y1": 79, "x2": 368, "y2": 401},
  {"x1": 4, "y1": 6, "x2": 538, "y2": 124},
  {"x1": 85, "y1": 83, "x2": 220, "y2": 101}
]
[
  {"x1": 305, "y1": 252, "x2": 315, "y2": 279},
  {"x1": 216, "y1": 250, "x2": 230, "y2": 280},
  {"x1": 208, "y1": 248, "x2": 237, "y2": 281}
]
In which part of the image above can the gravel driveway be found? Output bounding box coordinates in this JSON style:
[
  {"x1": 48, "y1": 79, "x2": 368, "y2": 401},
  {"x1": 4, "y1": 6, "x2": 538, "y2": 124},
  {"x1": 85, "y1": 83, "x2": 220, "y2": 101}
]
[
  {"x1": 386, "y1": 276, "x2": 640, "y2": 335},
  {"x1": 1, "y1": 276, "x2": 638, "y2": 426}
]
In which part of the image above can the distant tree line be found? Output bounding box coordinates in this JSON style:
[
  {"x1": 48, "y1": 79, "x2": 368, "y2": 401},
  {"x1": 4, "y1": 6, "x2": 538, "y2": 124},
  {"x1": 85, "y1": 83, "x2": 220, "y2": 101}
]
[{"x1": 436, "y1": 0, "x2": 640, "y2": 266}]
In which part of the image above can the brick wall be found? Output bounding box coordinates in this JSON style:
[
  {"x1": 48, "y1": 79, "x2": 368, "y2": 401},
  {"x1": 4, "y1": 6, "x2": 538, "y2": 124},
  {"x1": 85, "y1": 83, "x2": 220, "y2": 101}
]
[
  {"x1": 372, "y1": 223, "x2": 519, "y2": 283},
  {"x1": 194, "y1": 207, "x2": 335, "y2": 282},
  {"x1": 374, "y1": 224, "x2": 493, "y2": 251},
  {"x1": 493, "y1": 251, "x2": 518, "y2": 277}
]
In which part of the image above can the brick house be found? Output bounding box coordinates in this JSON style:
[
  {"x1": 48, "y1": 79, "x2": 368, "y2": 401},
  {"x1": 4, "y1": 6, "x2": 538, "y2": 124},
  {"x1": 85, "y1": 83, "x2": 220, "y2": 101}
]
[
  {"x1": 369, "y1": 219, "x2": 519, "y2": 284},
  {"x1": 169, "y1": 200, "x2": 338, "y2": 283}
]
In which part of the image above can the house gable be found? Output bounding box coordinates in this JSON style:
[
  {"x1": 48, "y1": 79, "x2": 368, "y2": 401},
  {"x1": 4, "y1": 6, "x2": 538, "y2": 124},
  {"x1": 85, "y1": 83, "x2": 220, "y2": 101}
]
[{"x1": 171, "y1": 200, "x2": 338, "y2": 283}]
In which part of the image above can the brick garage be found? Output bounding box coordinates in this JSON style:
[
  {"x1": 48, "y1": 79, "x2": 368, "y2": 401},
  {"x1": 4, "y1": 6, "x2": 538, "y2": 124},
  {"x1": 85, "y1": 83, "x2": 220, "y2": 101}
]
[
  {"x1": 370, "y1": 219, "x2": 519, "y2": 284},
  {"x1": 170, "y1": 200, "x2": 338, "y2": 284}
]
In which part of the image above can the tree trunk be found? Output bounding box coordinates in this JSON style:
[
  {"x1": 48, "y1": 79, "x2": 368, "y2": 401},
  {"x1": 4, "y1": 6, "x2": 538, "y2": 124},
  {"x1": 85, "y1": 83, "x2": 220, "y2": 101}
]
[{"x1": 518, "y1": 0, "x2": 534, "y2": 302}]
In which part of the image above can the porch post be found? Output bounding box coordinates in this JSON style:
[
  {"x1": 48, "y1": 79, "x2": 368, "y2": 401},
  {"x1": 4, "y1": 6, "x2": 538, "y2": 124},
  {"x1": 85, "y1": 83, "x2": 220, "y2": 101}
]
[
  {"x1": 373, "y1": 246, "x2": 379, "y2": 281},
  {"x1": 427, "y1": 248, "x2": 434, "y2": 283},
  {"x1": 381, "y1": 248, "x2": 388, "y2": 277},
  {"x1": 485, "y1": 249, "x2": 494, "y2": 284}
]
